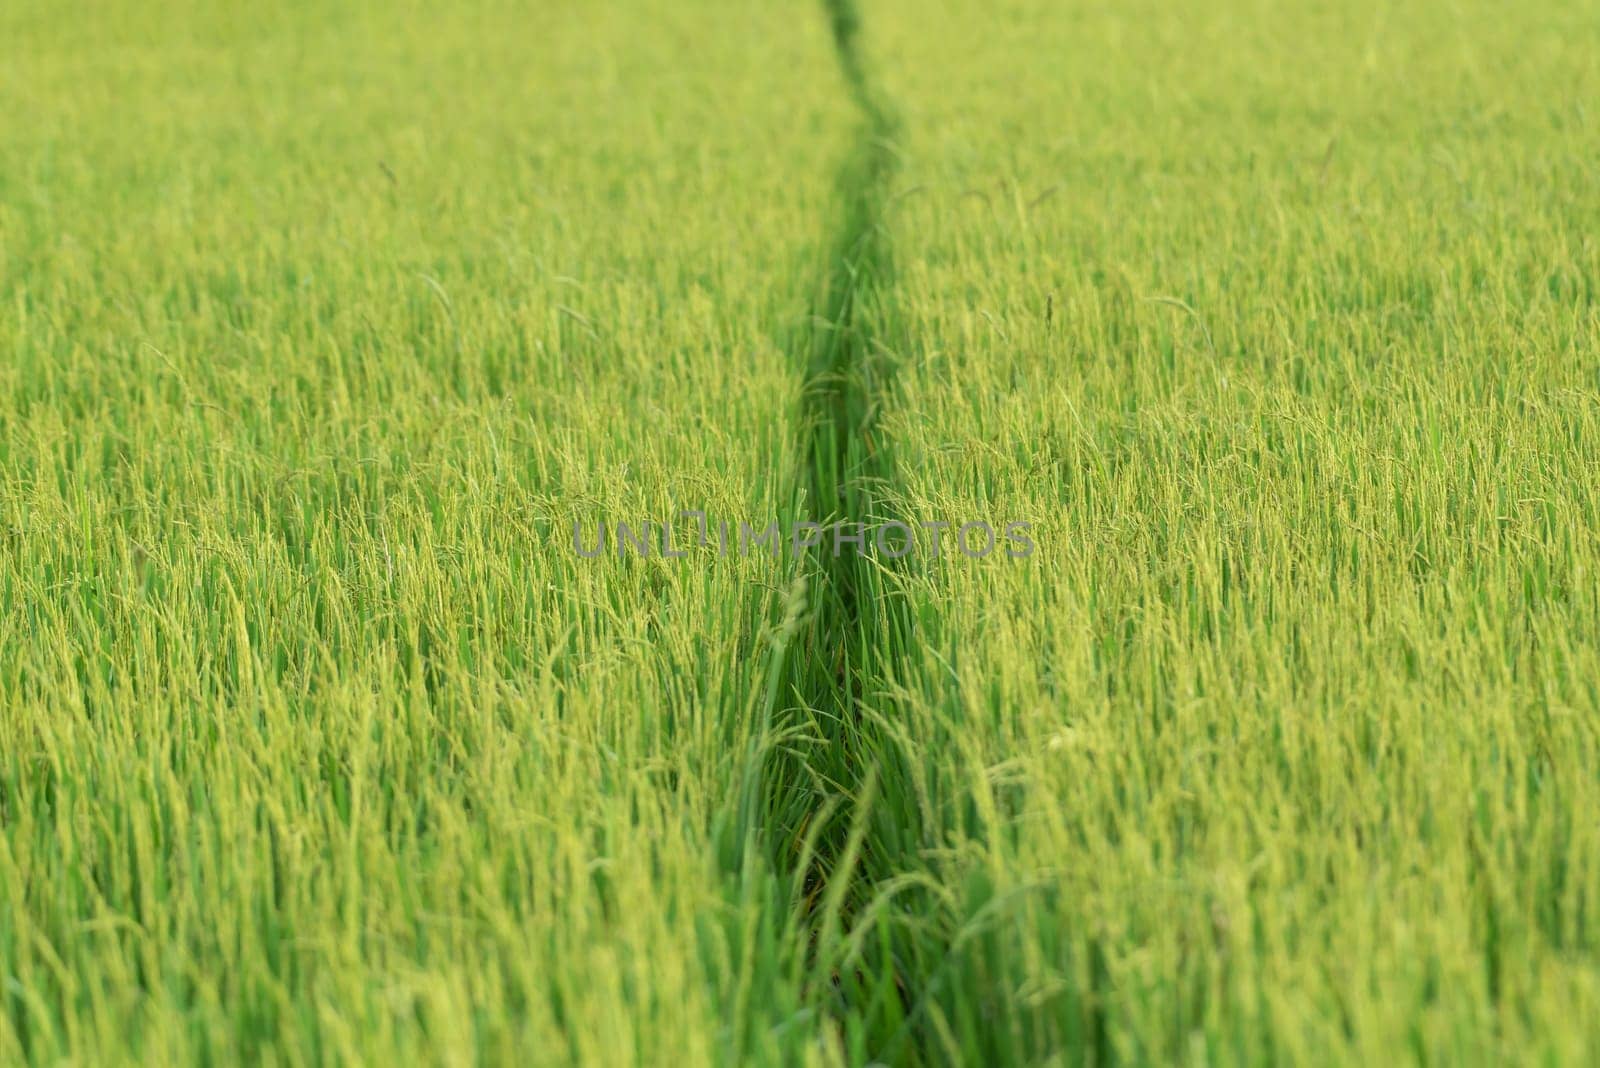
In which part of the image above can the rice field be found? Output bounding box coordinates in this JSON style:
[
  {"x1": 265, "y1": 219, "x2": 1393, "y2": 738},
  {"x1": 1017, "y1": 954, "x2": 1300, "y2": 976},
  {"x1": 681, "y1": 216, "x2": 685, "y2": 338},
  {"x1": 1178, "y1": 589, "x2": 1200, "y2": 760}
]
[{"x1": 3, "y1": 0, "x2": 1599, "y2": 1064}]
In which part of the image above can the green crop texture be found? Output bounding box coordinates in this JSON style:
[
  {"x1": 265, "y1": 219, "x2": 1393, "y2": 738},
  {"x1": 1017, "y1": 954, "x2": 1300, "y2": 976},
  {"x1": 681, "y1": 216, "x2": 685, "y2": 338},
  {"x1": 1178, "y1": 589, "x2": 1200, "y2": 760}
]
[{"x1": 3, "y1": 0, "x2": 1598, "y2": 1064}]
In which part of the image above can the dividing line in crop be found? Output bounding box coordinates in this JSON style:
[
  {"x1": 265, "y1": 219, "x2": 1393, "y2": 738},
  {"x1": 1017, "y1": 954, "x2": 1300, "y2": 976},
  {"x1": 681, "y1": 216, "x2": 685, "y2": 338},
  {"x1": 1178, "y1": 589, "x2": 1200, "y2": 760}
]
[{"x1": 741, "y1": 0, "x2": 951, "y2": 1058}]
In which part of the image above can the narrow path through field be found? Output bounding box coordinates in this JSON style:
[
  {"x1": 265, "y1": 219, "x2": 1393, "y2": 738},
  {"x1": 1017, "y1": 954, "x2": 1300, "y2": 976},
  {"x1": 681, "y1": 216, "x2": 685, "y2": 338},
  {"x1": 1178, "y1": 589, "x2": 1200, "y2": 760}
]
[{"x1": 748, "y1": 1, "x2": 948, "y2": 1058}]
